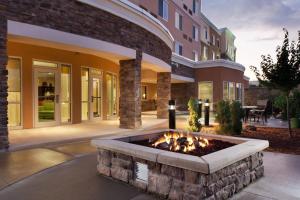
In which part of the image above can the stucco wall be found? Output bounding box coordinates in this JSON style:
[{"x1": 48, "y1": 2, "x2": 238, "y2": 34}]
[{"x1": 8, "y1": 41, "x2": 120, "y2": 128}]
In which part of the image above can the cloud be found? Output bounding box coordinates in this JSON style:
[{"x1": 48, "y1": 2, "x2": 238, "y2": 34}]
[{"x1": 202, "y1": 0, "x2": 300, "y2": 80}]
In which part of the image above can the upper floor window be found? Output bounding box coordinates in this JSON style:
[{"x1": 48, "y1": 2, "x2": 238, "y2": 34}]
[
  {"x1": 212, "y1": 35, "x2": 216, "y2": 45},
  {"x1": 175, "y1": 42, "x2": 183, "y2": 55},
  {"x1": 175, "y1": 12, "x2": 183, "y2": 30},
  {"x1": 158, "y1": 0, "x2": 168, "y2": 21},
  {"x1": 193, "y1": 51, "x2": 199, "y2": 62},
  {"x1": 205, "y1": 27, "x2": 208, "y2": 40},
  {"x1": 212, "y1": 51, "x2": 216, "y2": 60},
  {"x1": 193, "y1": 0, "x2": 199, "y2": 14},
  {"x1": 203, "y1": 46, "x2": 208, "y2": 60},
  {"x1": 217, "y1": 39, "x2": 220, "y2": 48},
  {"x1": 192, "y1": 26, "x2": 199, "y2": 41}
]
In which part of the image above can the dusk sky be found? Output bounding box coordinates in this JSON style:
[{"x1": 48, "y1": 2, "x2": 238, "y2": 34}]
[{"x1": 202, "y1": 0, "x2": 300, "y2": 80}]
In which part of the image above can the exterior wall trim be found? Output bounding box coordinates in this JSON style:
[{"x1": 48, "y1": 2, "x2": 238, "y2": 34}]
[
  {"x1": 243, "y1": 75, "x2": 250, "y2": 81},
  {"x1": 171, "y1": 74, "x2": 195, "y2": 83},
  {"x1": 172, "y1": 53, "x2": 196, "y2": 68},
  {"x1": 195, "y1": 59, "x2": 245, "y2": 72},
  {"x1": 142, "y1": 53, "x2": 171, "y2": 72},
  {"x1": 8, "y1": 20, "x2": 136, "y2": 62},
  {"x1": 77, "y1": 0, "x2": 174, "y2": 49}
]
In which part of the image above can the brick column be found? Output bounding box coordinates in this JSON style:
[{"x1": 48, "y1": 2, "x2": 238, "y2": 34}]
[
  {"x1": 157, "y1": 72, "x2": 171, "y2": 119},
  {"x1": 119, "y1": 51, "x2": 142, "y2": 129},
  {"x1": 0, "y1": 16, "x2": 9, "y2": 150}
]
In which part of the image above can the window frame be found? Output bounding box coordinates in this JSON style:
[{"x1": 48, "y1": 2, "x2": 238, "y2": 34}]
[
  {"x1": 175, "y1": 11, "x2": 183, "y2": 30},
  {"x1": 175, "y1": 42, "x2": 183, "y2": 56},
  {"x1": 159, "y1": 0, "x2": 168, "y2": 21}
]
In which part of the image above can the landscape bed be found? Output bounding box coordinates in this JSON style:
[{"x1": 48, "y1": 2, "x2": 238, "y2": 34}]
[{"x1": 92, "y1": 129, "x2": 269, "y2": 200}]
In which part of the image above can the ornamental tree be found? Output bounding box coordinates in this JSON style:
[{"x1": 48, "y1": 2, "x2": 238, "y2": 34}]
[{"x1": 250, "y1": 29, "x2": 300, "y2": 136}]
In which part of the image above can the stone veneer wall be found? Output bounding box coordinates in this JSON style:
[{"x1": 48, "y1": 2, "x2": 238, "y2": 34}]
[
  {"x1": 157, "y1": 72, "x2": 171, "y2": 119},
  {"x1": 171, "y1": 83, "x2": 196, "y2": 111},
  {"x1": 0, "y1": 16, "x2": 8, "y2": 150},
  {"x1": 1, "y1": 0, "x2": 171, "y2": 64},
  {"x1": 119, "y1": 51, "x2": 142, "y2": 129},
  {"x1": 97, "y1": 149, "x2": 264, "y2": 200},
  {"x1": 172, "y1": 62, "x2": 195, "y2": 79}
]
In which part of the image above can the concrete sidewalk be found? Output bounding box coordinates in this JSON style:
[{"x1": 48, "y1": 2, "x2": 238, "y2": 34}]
[
  {"x1": 8, "y1": 115, "x2": 167, "y2": 151},
  {"x1": 0, "y1": 144, "x2": 299, "y2": 200}
]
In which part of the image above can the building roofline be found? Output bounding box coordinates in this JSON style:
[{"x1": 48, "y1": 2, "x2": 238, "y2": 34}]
[
  {"x1": 172, "y1": 53, "x2": 245, "y2": 72},
  {"x1": 243, "y1": 75, "x2": 250, "y2": 81},
  {"x1": 220, "y1": 27, "x2": 236, "y2": 39},
  {"x1": 200, "y1": 13, "x2": 221, "y2": 35}
]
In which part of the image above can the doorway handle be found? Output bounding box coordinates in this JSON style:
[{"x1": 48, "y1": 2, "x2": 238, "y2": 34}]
[{"x1": 56, "y1": 95, "x2": 60, "y2": 103}]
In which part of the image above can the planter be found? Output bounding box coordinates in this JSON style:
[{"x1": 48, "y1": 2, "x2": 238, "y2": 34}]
[{"x1": 291, "y1": 118, "x2": 300, "y2": 129}]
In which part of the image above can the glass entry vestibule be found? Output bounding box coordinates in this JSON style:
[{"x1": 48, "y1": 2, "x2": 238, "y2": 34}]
[{"x1": 33, "y1": 60, "x2": 71, "y2": 127}]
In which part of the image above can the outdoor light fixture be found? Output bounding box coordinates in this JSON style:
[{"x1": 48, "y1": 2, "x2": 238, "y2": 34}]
[
  {"x1": 198, "y1": 99, "x2": 202, "y2": 119},
  {"x1": 169, "y1": 100, "x2": 176, "y2": 129},
  {"x1": 204, "y1": 99, "x2": 210, "y2": 126}
]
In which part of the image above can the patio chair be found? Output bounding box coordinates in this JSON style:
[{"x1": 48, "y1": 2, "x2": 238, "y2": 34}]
[{"x1": 249, "y1": 99, "x2": 270, "y2": 124}]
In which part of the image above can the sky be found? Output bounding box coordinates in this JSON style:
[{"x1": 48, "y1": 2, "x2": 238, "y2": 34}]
[{"x1": 202, "y1": 0, "x2": 300, "y2": 80}]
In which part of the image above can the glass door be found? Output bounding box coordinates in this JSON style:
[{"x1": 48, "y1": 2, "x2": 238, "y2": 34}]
[
  {"x1": 106, "y1": 73, "x2": 117, "y2": 118},
  {"x1": 34, "y1": 68, "x2": 59, "y2": 127},
  {"x1": 90, "y1": 75, "x2": 102, "y2": 119}
]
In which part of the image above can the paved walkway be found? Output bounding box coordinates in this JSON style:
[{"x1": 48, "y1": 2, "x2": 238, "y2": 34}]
[
  {"x1": 0, "y1": 140, "x2": 299, "y2": 200},
  {"x1": 8, "y1": 115, "x2": 167, "y2": 151}
]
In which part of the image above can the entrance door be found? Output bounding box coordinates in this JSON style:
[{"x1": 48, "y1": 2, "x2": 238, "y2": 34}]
[
  {"x1": 106, "y1": 73, "x2": 117, "y2": 118},
  {"x1": 90, "y1": 75, "x2": 102, "y2": 120},
  {"x1": 34, "y1": 68, "x2": 59, "y2": 127}
]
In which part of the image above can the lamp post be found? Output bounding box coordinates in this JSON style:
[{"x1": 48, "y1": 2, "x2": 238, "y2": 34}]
[
  {"x1": 198, "y1": 99, "x2": 202, "y2": 119},
  {"x1": 169, "y1": 100, "x2": 176, "y2": 129},
  {"x1": 204, "y1": 99, "x2": 210, "y2": 126}
]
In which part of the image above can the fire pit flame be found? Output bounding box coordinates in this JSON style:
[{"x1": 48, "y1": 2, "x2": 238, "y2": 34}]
[{"x1": 152, "y1": 132, "x2": 209, "y2": 153}]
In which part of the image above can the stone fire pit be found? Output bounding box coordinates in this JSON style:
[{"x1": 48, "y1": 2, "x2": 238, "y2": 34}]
[{"x1": 92, "y1": 129, "x2": 269, "y2": 200}]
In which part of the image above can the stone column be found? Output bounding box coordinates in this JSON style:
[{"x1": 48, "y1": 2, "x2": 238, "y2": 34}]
[
  {"x1": 0, "y1": 16, "x2": 9, "y2": 150},
  {"x1": 157, "y1": 72, "x2": 171, "y2": 119},
  {"x1": 119, "y1": 51, "x2": 142, "y2": 129}
]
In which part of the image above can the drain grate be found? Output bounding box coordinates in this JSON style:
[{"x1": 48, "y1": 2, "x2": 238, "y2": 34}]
[{"x1": 134, "y1": 162, "x2": 148, "y2": 183}]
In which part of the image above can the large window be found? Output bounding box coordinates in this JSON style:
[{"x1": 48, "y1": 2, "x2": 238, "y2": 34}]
[
  {"x1": 158, "y1": 0, "x2": 168, "y2": 21},
  {"x1": 175, "y1": 42, "x2": 183, "y2": 55},
  {"x1": 236, "y1": 83, "x2": 243, "y2": 102},
  {"x1": 175, "y1": 12, "x2": 183, "y2": 30},
  {"x1": 223, "y1": 81, "x2": 236, "y2": 101},
  {"x1": 81, "y1": 68, "x2": 89, "y2": 121},
  {"x1": 198, "y1": 82, "x2": 213, "y2": 105},
  {"x1": 61, "y1": 65, "x2": 71, "y2": 123},
  {"x1": 7, "y1": 57, "x2": 21, "y2": 127}
]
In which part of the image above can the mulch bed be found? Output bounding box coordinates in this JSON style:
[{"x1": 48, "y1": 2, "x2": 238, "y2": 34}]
[{"x1": 242, "y1": 127, "x2": 300, "y2": 155}]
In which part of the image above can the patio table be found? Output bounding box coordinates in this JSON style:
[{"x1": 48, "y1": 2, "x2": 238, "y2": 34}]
[{"x1": 243, "y1": 106, "x2": 258, "y2": 122}]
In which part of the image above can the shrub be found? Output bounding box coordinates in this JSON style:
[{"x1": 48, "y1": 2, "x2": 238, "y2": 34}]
[
  {"x1": 215, "y1": 100, "x2": 231, "y2": 133},
  {"x1": 230, "y1": 101, "x2": 243, "y2": 135},
  {"x1": 216, "y1": 100, "x2": 243, "y2": 135},
  {"x1": 187, "y1": 97, "x2": 201, "y2": 132}
]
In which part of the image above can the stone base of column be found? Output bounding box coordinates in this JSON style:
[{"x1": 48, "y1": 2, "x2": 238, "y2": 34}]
[
  {"x1": 157, "y1": 72, "x2": 171, "y2": 119},
  {"x1": 0, "y1": 17, "x2": 9, "y2": 150}
]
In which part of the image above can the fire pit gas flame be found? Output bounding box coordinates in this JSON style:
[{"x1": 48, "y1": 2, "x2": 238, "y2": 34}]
[{"x1": 152, "y1": 132, "x2": 209, "y2": 153}]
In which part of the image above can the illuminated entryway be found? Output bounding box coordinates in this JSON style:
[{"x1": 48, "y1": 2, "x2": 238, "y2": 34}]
[
  {"x1": 33, "y1": 60, "x2": 71, "y2": 127},
  {"x1": 81, "y1": 67, "x2": 103, "y2": 121}
]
